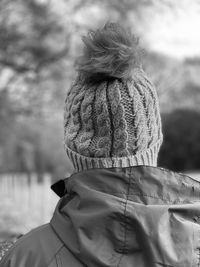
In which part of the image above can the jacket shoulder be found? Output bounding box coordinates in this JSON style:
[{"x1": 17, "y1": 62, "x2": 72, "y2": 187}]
[{"x1": 0, "y1": 223, "x2": 64, "y2": 267}]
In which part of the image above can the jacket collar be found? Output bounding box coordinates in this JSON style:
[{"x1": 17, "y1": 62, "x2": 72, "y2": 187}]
[
  {"x1": 50, "y1": 166, "x2": 200, "y2": 267},
  {"x1": 51, "y1": 166, "x2": 200, "y2": 204}
]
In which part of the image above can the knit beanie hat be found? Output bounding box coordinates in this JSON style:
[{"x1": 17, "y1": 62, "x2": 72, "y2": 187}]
[{"x1": 64, "y1": 23, "x2": 163, "y2": 172}]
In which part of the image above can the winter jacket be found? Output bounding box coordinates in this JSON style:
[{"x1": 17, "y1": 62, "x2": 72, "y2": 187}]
[{"x1": 1, "y1": 166, "x2": 200, "y2": 267}]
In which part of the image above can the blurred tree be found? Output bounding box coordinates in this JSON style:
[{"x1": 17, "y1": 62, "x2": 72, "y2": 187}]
[
  {"x1": 0, "y1": 0, "x2": 169, "y2": 117},
  {"x1": 0, "y1": 0, "x2": 153, "y2": 175},
  {"x1": 0, "y1": 0, "x2": 73, "y2": 176},
  {"x1": 159, "y1": 109, "x2": 200, "y2": 171},
  {"x1": 0, "y1": 0, "x2": 69, "y2": 73},
  {"x1": 0, "y1": 0, "x2": 199, "y2": 175},
  {"x1": 0, "y1": 0, "x2": 71, "y2": 116}
]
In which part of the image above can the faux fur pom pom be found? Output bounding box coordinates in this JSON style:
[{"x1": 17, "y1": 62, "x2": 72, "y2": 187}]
[{"x1": 77, "y1": 22, "x2": 141, "y2": 82}]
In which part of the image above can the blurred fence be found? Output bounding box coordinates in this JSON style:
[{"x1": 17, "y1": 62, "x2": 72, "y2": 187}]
[{"x1": 0, "y1": 173, "x2": 58, "y2": 240}]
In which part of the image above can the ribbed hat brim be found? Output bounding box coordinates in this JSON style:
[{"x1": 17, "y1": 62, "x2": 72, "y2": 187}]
[{"x1": 65, "y1": 140, "x2": 162, "y2": 172}]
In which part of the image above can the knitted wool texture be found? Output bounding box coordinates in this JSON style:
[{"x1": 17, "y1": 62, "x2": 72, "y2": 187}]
[{"x1": 64, "y1": 24, "x2": 163, "y2": 172}]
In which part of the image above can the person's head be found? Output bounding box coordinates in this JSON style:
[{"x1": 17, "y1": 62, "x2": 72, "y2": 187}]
[{"x1": 64, "y1": 22, "x2": 163, "y2": 172}]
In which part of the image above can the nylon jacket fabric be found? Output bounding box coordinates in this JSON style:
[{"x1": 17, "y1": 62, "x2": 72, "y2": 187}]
[{"x1": 1, "y1": 166, "x2": 200, "y2": 267}]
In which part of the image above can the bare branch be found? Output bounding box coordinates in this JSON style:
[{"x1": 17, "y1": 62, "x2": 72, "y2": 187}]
[
  {"x1": 36, "y1": 45, "x2": 70, "y2": 71},
  {"x1": 0, "y1": 59, "x2": 35, "y2": 73}
]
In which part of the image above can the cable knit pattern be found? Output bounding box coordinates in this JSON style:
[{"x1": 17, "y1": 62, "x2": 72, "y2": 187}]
[
  {"x1": 143, "y1": 73, "x2": 163, "y2": 143},
  {"x1": 132, "y1": 80, "x2": 148, "y2": 151},
  {"x1": 121, "y1": 81, "x2": 138, "y2": 154},
  {"x1": 64, "y1": 81, "x2": 81, "y2": 130},
  {"x1": 64, "y1": 68, "x2": 163, "y2": 172},
  {"x1": 76, "y1": 86, "x2": 96, "y2": 156},
  {"x1": 64, "y1": 84, "x2": 86, "y2": 152},
  {"x1": 139, "y1": 81, "x2": 157, "y2": 146},
  {"x1": 63, "y1": 23, "x2": 163, "y2": 171},
  {"x1": 107, "y1": 80, "x2": 128, "y2": 157},
  {"x1": 92, "y1": 82, "x2": 112, "y2": 158}
]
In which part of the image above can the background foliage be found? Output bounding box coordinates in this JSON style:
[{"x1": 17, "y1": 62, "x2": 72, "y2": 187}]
[{"x1": 0, "y1": 0, "x2": 200, "y2": 176}]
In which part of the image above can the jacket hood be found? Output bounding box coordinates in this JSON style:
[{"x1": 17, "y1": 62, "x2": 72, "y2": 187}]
[{"x1": 50, "y1": 166, "x2": 200, "y2": 267}]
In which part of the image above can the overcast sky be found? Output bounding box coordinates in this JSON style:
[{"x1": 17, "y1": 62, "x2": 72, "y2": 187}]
[
  {"x1": 51, "y1": 0, "x2": 200, "y2": 60},
  {"x1": 144, "y1": 0, "x2": 200, "y2": 59}
]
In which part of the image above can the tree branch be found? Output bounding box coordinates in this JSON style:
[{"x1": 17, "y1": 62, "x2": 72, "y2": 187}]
[{"x1": 0, "y1": 59, "x2": 34, "y2": 73}]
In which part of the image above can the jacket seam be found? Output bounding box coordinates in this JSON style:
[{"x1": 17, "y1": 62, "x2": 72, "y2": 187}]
[
  {"x1": 117, "y1": 177, "x2": 131, "y2": 267},
  {"x1": 50, "y1": 223, "x2": 88, "y2": 267},
  {"x1": 47, "y1": 244, "x2": 65, "y2": 266},
  {"x1": 69, "y1": 166, "x2": 200, "y2": 185},
  {"x1": 156, "y1": 166, "x2": 196, "y2": 180},
  {"x1": 71, "y1": 187, "x2": 199, "y2": 204},
  {"x1": 70, "y1": 176, "x2": 200, "y2": 204},
  {"x1": 127, "y1": 193, "x2": 200, "y2": 204}
]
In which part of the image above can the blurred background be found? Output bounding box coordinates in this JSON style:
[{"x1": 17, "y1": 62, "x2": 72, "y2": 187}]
[{"x1": 0, "y1": 0, "x2": 200, "y2": 241}]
